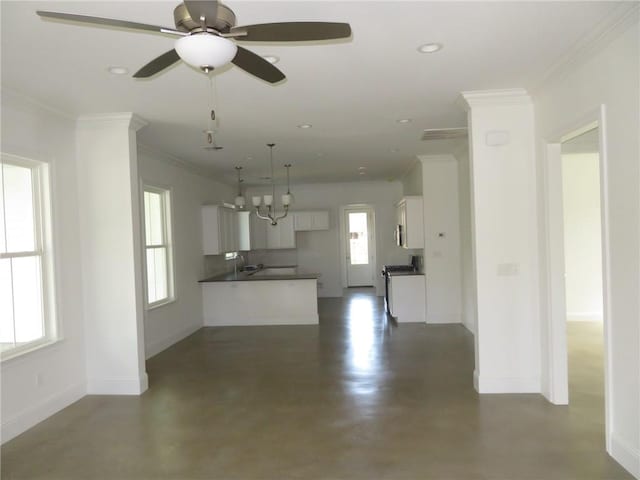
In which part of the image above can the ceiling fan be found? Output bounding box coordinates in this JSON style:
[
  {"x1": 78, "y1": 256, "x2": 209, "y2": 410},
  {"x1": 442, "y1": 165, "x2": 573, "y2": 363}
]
[{"x1": 37, "y1": 1, "x2": 351, "y2": 83}]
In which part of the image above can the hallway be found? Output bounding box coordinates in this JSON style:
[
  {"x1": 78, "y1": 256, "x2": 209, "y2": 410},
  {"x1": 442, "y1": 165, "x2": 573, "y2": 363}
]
[{"x1": 1, "y1": 291, "x2": 631, "y2": 479}]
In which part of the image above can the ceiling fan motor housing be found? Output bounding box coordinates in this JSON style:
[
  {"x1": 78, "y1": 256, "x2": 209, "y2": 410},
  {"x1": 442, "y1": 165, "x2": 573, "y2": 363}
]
[{"x1": 174, "y1": 3, "x2": 236, "y2": 32}]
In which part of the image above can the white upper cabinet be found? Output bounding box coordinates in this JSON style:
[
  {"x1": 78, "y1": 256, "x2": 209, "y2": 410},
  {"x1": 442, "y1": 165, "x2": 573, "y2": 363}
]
[
  {"x1": 201, "y1": 205, "x2": 239, "y2": 255},
  {"x1": 266, "y1": 214, "x2": 296, "y2": 249},
  {"x1": 397, "y1": 196, "x2": 424, "y2": 249},
  {"x1": 293, "y1": 211, "x2": 330, "y2": 231}
]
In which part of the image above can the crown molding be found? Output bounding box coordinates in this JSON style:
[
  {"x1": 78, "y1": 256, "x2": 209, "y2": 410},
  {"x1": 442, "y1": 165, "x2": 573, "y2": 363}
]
[
  {"x1": 76, "y1": 113, "x2": 148, "y2": 131},
  {"x1": 459, "y1": 88, "x2": 532, "y2": 110},
  {"x1": 1, "y1": 87, "x2": 75, "y2": 121},
  {"x1": 531, "y1": 3, "x2": 639, "y2": 95}
]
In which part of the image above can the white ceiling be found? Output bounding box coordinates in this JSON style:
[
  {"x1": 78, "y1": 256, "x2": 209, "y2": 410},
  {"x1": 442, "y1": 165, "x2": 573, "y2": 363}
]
[{"x1": 0, "y1": 1, "x2": 627, "y2": 185}]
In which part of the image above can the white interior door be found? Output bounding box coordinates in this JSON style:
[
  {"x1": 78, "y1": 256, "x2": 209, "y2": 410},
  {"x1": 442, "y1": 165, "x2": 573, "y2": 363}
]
[{"x1": 345, "y1": 208, "x2": 374, "y2": 286}]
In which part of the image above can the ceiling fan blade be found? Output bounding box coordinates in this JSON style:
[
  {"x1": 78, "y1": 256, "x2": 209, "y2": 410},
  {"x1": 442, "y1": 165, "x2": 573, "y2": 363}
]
[
  {"x1": 134, "y1": 49, "x2": 181, "y2": 78},
  {"x1": 183, "y1": 1, "x2": 219, "y2": 26},
  {"x1": 230, "y1": 22, "x2": 352, "y2": 42},
  {"x1": 232, "y1": 46, "x2": 285, "y2": 84},
  {"x1": 37, "y1": 10, "x2": 184, "y2": 35}
]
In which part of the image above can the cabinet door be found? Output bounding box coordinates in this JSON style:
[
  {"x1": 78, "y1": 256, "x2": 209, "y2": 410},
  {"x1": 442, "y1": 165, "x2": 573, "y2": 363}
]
[
  {"x1": 237, "y1": 211, "x2": 251, "y2": 251},
  {"x1": 266, "y1": 221, "x2": 280, "y2": 249},
  {"x1": 278, "y1": 215, "x2": 295, "y2": 248},
  {"x1": 293, "y1": 212, "x2": 312, "y2": 231},
  {"x1": 202, "y1": 205, "x2": 222, "y2": 255},
  {"x1": 311, "y1": 211, "x2": 329, "y2": 230},
  {"x1": 250, "y1": 213, "x2": 267, "y2": 249},
  {"x1": 224, "y1": 208, "x2": 240, "y2": 252},
  {"x1": 266, "y1": 215, "x2": 295, "y2": 249}
]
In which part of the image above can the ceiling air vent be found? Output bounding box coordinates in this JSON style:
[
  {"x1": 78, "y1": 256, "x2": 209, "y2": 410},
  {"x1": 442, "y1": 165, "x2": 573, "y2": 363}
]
[{"x1": 421, "y1": 127, "x2": 468, "y2": 141}]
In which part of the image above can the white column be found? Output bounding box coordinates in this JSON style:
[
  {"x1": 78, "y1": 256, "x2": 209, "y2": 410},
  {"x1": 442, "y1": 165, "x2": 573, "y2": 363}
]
[
  {"x1": 460, "y1": 89, "x2": 541, "y2": 393},
  {"x1": 76, "y1": 113, "x2": 149, "y2": 395}
]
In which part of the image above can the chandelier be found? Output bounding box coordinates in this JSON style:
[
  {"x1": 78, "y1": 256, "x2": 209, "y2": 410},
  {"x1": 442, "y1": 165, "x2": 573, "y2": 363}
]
[
  {"x1": 252, "y1": 143, "x2": 293, "y2": 226},
  {"x1": 234, "y1": 166, "x2": 245, "y2": 209}
]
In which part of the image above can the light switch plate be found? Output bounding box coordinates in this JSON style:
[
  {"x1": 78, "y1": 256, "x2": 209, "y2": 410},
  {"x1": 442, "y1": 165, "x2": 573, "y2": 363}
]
[
  {"x1": 497, "y1": 263, "x2": 519, "y2": 276},
  {"x1": 486, "y1": 130, "x2": 510, "y2": 146}
]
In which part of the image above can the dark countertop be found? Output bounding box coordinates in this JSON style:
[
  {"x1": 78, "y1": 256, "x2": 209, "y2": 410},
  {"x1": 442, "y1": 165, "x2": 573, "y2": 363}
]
[
  {"x1": 199, "y1": 266, "x2": 320, "y2": 283},
  {"x1": 388, "y1": 271, "x2": 425, "y2": 277}
]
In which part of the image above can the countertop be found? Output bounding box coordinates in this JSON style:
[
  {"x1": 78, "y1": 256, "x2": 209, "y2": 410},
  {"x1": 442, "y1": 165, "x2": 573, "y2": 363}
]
[
  {"x1": 388, "y1": 271, "x2": 425, "y2": 277},
  {"x1": 199, "y1": 266, "x2": 320, "y2": 283}
]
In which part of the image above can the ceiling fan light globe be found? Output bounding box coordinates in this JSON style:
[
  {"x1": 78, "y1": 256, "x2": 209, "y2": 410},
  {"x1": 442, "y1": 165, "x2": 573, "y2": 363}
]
[
  {"x1": 234, "y1": 195, "x2": 246, "y2": 208},
  {"x1": 175, "y1": 34, "x2": 237, "y2": 70}
]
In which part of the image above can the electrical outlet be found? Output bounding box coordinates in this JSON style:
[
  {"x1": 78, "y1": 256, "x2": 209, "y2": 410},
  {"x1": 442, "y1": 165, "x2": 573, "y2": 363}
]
[{"x1": 35, "y1": 373, "x2": 43, "y2": 388}]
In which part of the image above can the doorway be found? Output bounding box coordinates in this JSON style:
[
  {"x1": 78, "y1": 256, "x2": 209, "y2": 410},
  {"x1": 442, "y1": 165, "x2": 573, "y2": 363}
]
[
  {"x1": 341, "y1": 206, "x2": 375, "y2": 287},
  {"x1": 561, "y1": 127, "x2": 605, "y2": 414},
  {"x1": 543, "y1": 109, "x2": 613, "y2": 451}
]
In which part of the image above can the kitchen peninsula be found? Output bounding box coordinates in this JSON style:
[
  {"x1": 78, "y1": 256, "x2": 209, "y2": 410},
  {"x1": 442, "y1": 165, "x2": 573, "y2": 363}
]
[{"x1": 200, "y1": 266, "x2": 320, "y2": 326}]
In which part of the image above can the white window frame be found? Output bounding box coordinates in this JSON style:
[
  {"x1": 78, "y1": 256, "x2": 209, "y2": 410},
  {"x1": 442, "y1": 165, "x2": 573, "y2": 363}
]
[
  {"x1": 142, "y1": 184, "x2": 175, "y2": 309},
  {"x1": 1, "y1": 153, "x2": 58, "y2": 361}
]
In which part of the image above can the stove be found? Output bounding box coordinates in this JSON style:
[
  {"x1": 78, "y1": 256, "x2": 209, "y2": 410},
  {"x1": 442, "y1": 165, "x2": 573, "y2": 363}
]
[{"x1": 382, "y1": 257, "x2": 421, "y2": 314}]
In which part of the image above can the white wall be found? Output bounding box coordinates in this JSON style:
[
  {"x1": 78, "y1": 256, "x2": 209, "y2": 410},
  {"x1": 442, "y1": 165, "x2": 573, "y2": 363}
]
[
  {"x1": 461, "y1": 90, "x2": 541, "y2": 394},
  {"x1": 561, "y1": 152, "x2": 603, "y2": 321},
  {"x1": 456, "y1": 147, "x2": 477, "y2": 334},
  {"x1": 246, "y1": 181, "x2": 408, "y2": 297},
  {"x1": 1, "y1": 90, "x2": 86, "y2": 442},
  {"x1": 400, "y1": 160, "x2": 423, "y2": 196},
  {"x1": 534, "y1": 14, "x2": 639, "y2": 476},
  {"x1": 137, "y1": 147, "x2": 235, "y2": 359},
  {"x1": 77, "y1": 114, "x2": 148, "y2": 396},
  {"x1": 419, "y1": 156, "x2": 462, "y2": 325}
]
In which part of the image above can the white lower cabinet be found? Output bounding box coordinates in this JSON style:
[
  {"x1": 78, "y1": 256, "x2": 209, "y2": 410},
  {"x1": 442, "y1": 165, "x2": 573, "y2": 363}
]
[
  {"x1": 388, "y1": 274, "x2": 426, "y2": 323},
  {"x1": 202, "y1": 205, "x2": 239, "y2": 255},
  {"x1": 202, "y1": 279, "x2": 319, "y2": 326}
]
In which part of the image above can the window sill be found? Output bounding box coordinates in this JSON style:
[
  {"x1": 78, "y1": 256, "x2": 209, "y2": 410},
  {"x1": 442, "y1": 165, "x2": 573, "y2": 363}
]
[
  {"x1": 146, "y1": 297, "x2": 176, "y2": 311},
  {"x1": 1, "y1": 338, "x2": 64, "y2": 364}
]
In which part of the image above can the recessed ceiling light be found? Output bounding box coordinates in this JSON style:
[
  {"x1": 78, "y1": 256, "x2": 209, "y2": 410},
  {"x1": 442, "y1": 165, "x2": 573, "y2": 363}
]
[
  {"x1": 262, "y1": 55, "x2": 279, "y2": 64},
  {"x1": 107, "y1": 66, "x2": 129, "y2": 75},
  {"x1": 397, "y1": 118, "x2": 412, "y2": 124},
  {"x1": 359, "y1": 171, "x2": 366, "y2": 175},
  {"x1": 297, "y1": 124, "x2": 312, "y2": 129},
  {"x1": 391, "y1": 148, "x2": 400, "y2": 153},
  {"x1": 418, "y1": 43, "x2": 443, "y2": 54},
  {"x1": 358, "y1": 166, "x2": 366, "y2": 170}
]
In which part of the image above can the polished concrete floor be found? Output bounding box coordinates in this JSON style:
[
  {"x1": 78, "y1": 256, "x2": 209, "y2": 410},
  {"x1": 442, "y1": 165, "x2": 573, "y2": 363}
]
[{"x1": 2, "y1": 290, "x2": 632, "y2": 479}]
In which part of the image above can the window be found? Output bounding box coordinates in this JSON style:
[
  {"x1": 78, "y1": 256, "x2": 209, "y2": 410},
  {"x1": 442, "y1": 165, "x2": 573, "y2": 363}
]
[
  {"x1": 1, "y1": 154, "x2": 57, "y2": 359},
  {"x1": 143, "y1": 186, "x2": 174, "y2": 308},
  {"x1": 225, "y1": 252, "x2": 238, "y2": 260}
]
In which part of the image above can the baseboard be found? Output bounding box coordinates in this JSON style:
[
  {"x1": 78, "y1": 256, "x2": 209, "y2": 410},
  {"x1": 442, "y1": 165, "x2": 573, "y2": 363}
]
[
  {"x1": 145, "y1": 324, "x2": 201, "y2": 359},
  {"x1": 474, "y1": 371, "x2": 540, "y2": 393},
  {"x1": 1, "y1": 381, "x2": 86, "y2": 444},
  {"x1": 204, "y1": 314, "x2": 319, "y2": 327},
  {"x1": 610, "y1": 433, "x2": 640, "y2": 479},
  {"x1": 86, "y1": 373, "x2": 148, "y2": 395},
  {"x1": 462, "y1": 321, "x2": 476, "y2": 335}
]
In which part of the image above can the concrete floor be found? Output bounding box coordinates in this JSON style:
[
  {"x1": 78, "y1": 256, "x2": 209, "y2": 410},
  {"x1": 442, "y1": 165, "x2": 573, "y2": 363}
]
[{"x1": 1, "y1": 290, "x2": 632, "y2": 479}]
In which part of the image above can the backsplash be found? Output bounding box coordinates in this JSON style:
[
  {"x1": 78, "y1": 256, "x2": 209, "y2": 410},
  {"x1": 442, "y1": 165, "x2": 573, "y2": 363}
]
[{"x1": 248, "y1": 249, "x2": 298, "y2": 267}]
